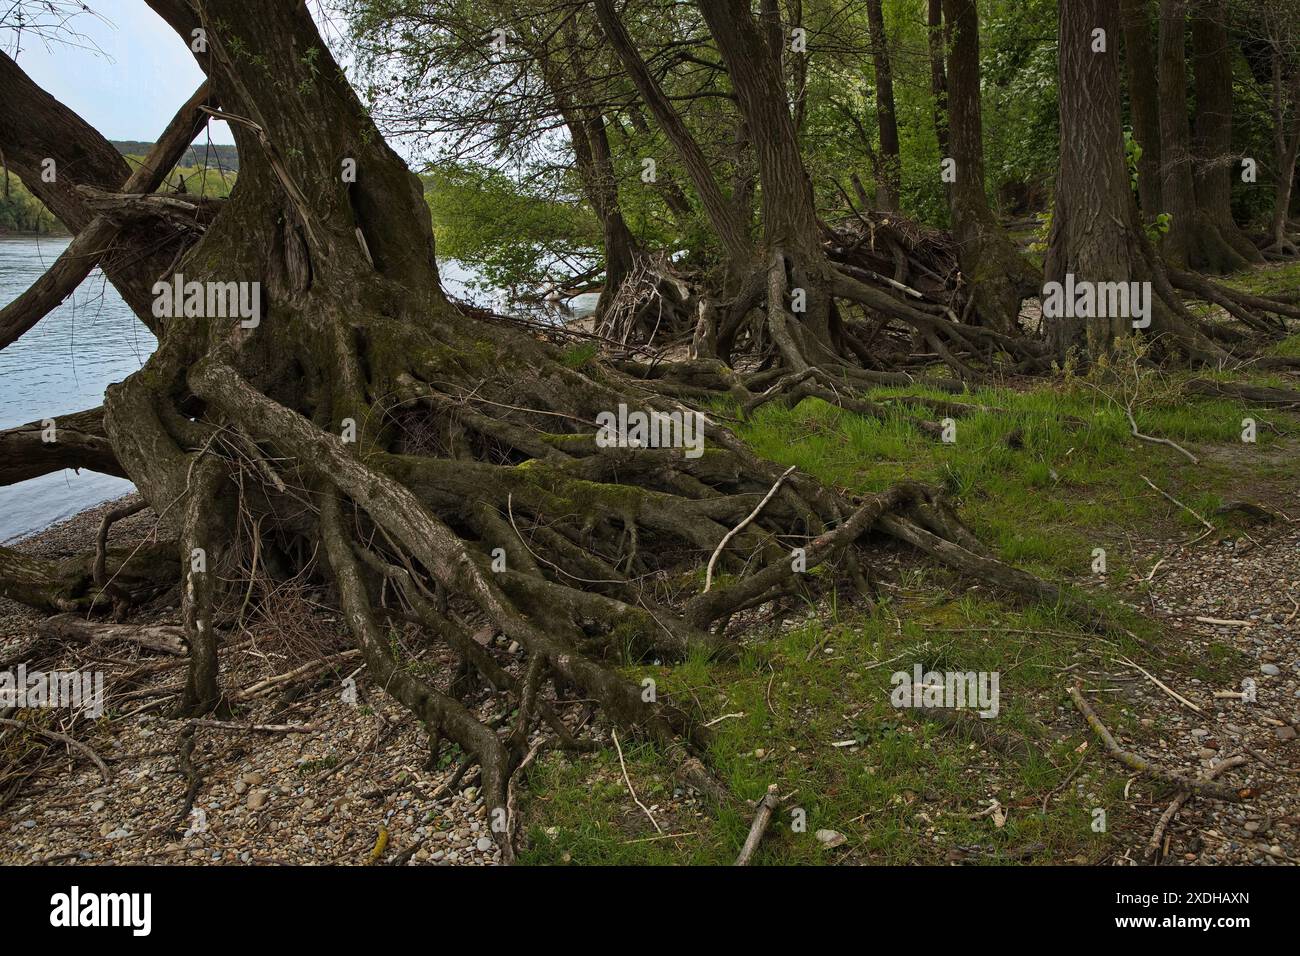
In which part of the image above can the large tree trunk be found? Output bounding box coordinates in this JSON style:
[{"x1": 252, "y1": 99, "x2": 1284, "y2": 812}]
[
  {"x1": 866, "y1": 0, "x2": 901, "y2": 210},
  {"x1": 1157, "y1": 0, "x2": 1250, "y2": 271},
  {"x1": 1047, "y1": 0, "x2": 1228, "y2": 361},
  {"x1": 940, "y1": 0, "x2": 1038, "y2": 333},
  {"x1": 696, "y1": 0, "x2": 840, "y2": 363},
  {"x1": 1190, "y1": 0, "x2": 1264, "y2": 263},
  {"x1": 593, "y1": 0, "x2": 752, "y2": 280},
  {"x1": 1120, "y1": 0, "x2": 1165, "y2": 221}
]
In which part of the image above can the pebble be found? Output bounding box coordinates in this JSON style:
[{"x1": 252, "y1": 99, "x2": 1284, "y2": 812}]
[{"x1": 815, "y1": 829, "x2": 846, "y2": 848}]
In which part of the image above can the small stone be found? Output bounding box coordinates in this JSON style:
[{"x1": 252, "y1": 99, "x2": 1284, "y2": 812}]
[
  {"x1": 240, "y1": 772, "x2": 264, "y2": 786},
  {"x1": 1260, "y1": 664, "x2": 1281, "y2": 676},
  {"x1": 89, "y1": 799, "x2": 105, "y2": 813},
  {"x1": 815, "y1": 829, "x2": 846, "y2": 848},
  {"x1": 475, "y1": 836, "x2": 494, "y2": 852},
  {"x1": 1274, "y1": 726, "x2": 1297, "y2": 742},
  {"x1": 247, "y1": 790, "x2": 270, "y2": 811}
]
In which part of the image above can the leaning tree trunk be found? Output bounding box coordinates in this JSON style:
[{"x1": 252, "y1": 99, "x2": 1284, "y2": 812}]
[
  {"x1": 0, "y1": 51, "x2": 192, "y2": 332},
  {"x1": 940, "y1": 0, "x2": 1039, "y2": 333}
]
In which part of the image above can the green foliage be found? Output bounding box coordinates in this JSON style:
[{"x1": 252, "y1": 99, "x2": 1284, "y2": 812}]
[
  {"x1": 0, "y1": 174, "x2": 63, "y2": 234},
  {"x1": 421, "y1": 161, "x2": 599, "y2": 292}
]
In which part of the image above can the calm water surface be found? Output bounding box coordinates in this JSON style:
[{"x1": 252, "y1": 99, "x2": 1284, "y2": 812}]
[
  {"x1": 0, "y1": 236, "x2": 154, "y2": 542},
  {"x1": 0, "y1": 236, "x2": 596, "y2": 542}
]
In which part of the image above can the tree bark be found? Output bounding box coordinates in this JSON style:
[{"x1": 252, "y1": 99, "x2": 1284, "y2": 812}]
[
  {"x1": 0, "y1": 52, "x2": 192, "y2": 325},
  {"x1": 1047, "y1": 0, "x2": 1217, "y2": 360},
  {"x1": 927, "y1": 0, "x2": 950, "y2": 159},
  {"x1": 1120, "y1": 0, "x2": 1165, "y2": 220},
  {"x1": 1268, "y1": 49, "x2": 1300, "y2": 254},
  {"x1": 1191, "y1": 0, "x2": 1263, "y2": 262},
  {"x1": 866, "y1": 0, "x2": 901, "y2": 210},
  {"x1": 941, "y1": 0, "x2": 1038, "y2": 332},
  {"x1": 593, "y1": 0, "x2": 752, "y2": 274},
  {"x1": 1157, "y1": 0, "x2": 1249, "y2": 271}
]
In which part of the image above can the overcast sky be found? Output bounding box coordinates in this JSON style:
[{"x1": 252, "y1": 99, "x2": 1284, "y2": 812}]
[{"x1": 5, "y1": 1, "x2": 234, "y2": 145}]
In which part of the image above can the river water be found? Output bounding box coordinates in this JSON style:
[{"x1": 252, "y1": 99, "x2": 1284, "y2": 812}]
[{"x1": 0, "y1": 235, "x2": 596, "y2": 542}]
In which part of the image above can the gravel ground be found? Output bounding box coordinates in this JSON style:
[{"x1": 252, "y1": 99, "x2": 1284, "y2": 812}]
[
  {"x1": 0, "y1": 495, "x2": 513, "y2": 866},
  {"x1": 1109, "y1": 516, "x2": 1300, "y2": 866}
]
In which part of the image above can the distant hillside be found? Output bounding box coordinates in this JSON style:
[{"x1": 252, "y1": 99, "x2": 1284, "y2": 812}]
[{"x1": 111, "y1": 140, "x2": 240, "y2": 172}]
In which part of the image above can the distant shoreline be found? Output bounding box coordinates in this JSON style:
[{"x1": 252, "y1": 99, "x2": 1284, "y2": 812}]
[{"x1": 0, "y1": 229, "x2": 70, "y2": 238}]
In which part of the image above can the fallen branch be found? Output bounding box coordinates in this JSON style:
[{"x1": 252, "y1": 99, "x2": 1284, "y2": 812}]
[
  {"x1": 1067, "y1": 684, "x2": 1250, "y2": 803},
  {"x1": 1127, "y1": 410, "x2": 1198, "y2": 463},
  {"x1": 1139, "y1": 475, "x2": 1213, "y2": 533},
  {"x1": 611, "y1": 727, "x2": 662, "y2": 834},
  {"x1": 36, "y1": 613, "x2": 186, "y2": 656},
  {"x1": 0, "y1": 717, "x2": 112, "y2": 783},
  {"x1": 704, "y1": 466, "x2": 797, "y2": 592},
  {"x1": 1145, "y1": 754, "x2": 1249, "y2": 864},
  {"x1": 1114, "y1": 655, "x2": 1204, "y2": 715},
  {"x1": 232, "y1": 649, "x2": 361, "y2": 700},
  {"x1": 733, "y1": 783, "x2": 781, "y2": 866},
  {"x1": 187, "y1": 719, "x2": 322, "y2": 734}
]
